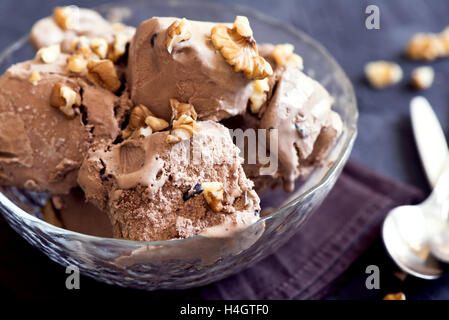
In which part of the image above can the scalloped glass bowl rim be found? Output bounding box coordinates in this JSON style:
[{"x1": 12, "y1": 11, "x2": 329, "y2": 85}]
[{"x1": 0, "y1": 0, "x2": 358, "y2": 247}]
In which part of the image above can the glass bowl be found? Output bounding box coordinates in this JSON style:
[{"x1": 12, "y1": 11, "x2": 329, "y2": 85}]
[{"x1": 0, "y1": 0, "x2": 357, "y2": 290}]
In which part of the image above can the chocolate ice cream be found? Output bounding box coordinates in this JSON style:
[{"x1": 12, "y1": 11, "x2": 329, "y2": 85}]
[
  {"x1": 78, "y1": 120, "x2": 260, "y2": 241},
  {"x1": 30, "y1": 7, "x2": 128, "y2": 51},
  {"x1": 223, "y1": 44, "x2": 342, "y2": 192},
  {"x1": 0, "y1": 53, "x2": 128, "y2": 194},
  {"x1": 42, "y1": 188, "x2": 113, "y2": 237},
  {"x1": 126, "y1": 17, "x2": 270, "y2": 121},
  {"x1": 259, "y1": 61, "x2": 342, "y2": 192},
  {"x1": 0, "y1": 7, "x2": 344, "y2": 245}
]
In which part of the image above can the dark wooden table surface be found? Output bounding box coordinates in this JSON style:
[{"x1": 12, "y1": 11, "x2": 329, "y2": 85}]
[{"x1": 1, "y1": 0, "x2": 449, "y2": 299}]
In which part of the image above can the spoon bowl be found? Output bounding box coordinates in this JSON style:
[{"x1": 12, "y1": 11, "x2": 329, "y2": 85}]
[{"x1": 382, "y1": 204, "x2": 444, "y2": 279}]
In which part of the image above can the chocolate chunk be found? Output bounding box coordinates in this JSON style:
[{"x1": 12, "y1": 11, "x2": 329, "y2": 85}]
[
  {"x1": 150, "y1": 33, "x2": 158, "y2": 48},
  {"x1": 182, "y1": 183, "x2": 203, "y2": 201},
  {"x1": 295, "y1": 123, "x2": 308, "y2": 139}
]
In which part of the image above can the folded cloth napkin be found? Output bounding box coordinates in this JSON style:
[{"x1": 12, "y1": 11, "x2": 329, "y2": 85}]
[{"x1": 0, "y1": 161, "x2": 423, "y2": 300}]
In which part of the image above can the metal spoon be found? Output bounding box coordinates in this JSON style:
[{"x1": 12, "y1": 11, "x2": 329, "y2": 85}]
[{"x1": 382, "y1": 164, "x2": 449, "y2": 279}]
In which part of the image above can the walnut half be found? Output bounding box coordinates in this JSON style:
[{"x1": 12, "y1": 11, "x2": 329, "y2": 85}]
[
  {"x1": 211, "y1": 16, "x2": 273, "y2": 80},
  {"x1": 50, "y1": 82, "x2": 81, "y2": 119}
]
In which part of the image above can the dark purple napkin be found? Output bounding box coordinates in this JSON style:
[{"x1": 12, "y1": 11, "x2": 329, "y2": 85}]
[{"x1": 0, "y1": 161, "x2": 422, "y2": 300}]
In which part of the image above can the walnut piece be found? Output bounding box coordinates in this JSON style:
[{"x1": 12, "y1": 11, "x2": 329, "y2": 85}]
[
  {"x1": 113, "y1": 22, "x2": 126, "y2": 31},
  {"x1": 364, "y1": 61, "x2": 403, "y2": 89},
  {"x1": 411, "y1": 66, "x2": 434, "y2": 90},
  {"x1": 383, "y1": 292, "x2": 406, "y2": 300},
  {"x1": 90, "y1": 38, "x2": 108, "y2": 59},
  {"x1": 166, "y1": 18, "x2": 192, "y2": 54},
  {"x1": 167, "y1": 99, "x2": 200, "y2": 144},
  {"x1": 122, "y1": 108, "x2": 169, "y2": 138},
  {"x1": 36, "y1": 44, "x2": 60, "y2": 64},
  {"x1": 406, "y1": 33, "x2": 446, "y2": 61},
  {"x1": 66, "y1": 54, "x2": 88, "y2": 73},
  {"x1": 87, "y1": 59, "x2": 121, "y2": 92},
  {"x1": 28, "y1": 71, "x2": 41, "y2": 85},
  {"x1": 122, "y1": 104, "x2": 153, "y2": 139},
  {"x1": 50, "y1": 82, "x2": 81, "y2": 119},
  {"x1": 69, "y1": 36, "x2": 90, "y2": 52},
  {"x1": 249, "y1": 78, "x2": 269, "y2": 114},
  {"x1": 53, "y1": 6, "x2": 78, "y2": 31},
  {"x1": 233, "y1": 16, "x2": 253, "y2": 38},
  {"x1": 108, "y1": 33, "x2": 129, "y2": 62},
  {"x1": 130, "y1": 126, "x2": 153, "y2": 139},
  {"x1": 169, "y1": 98, "x2": 198, "y2": 122},
  {"x1": 202, "y1": 182, "x2": 224, "y2": 213},
  {"x1": 405, "y1": 25, "x2": 449, "y2": 61},
  {"x1": 439, "y1": 27, "x2": 449, "y2": 55},
  {"x1": 211, "y1": 16, "x2": 273, "y2": 79},
  {"x1": 145, "y1": 115, "x2": 169, "y2": 132},
  {"x1": 69, "y1": 37, "x2": 100, "y2": 60},
  {"x1": 271, "y1": 44, "x2": 304, "y2": 69}
]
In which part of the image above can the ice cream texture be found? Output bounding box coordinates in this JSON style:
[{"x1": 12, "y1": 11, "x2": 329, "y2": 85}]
[
  {"x1": 0, "y1": 53, "x2": 128, "y2": 194},
  {"x1": 126, "y1": 17, "x2": 257, "y2": 121},
  {"x1": 78, "y1": 121, "x2": 260, "y2": 241},
  {"x1": 0, "y1": 7, "x2": 342, "y2": 242}
]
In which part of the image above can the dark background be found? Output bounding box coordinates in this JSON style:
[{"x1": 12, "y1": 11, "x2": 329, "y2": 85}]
[{"x1": 1, "y1": 0, "x2": 449, "y2": 299}]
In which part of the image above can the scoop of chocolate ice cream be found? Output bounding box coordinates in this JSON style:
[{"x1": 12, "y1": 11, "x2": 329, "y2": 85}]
[
  {"x1": 0, "y1": 54, "x2": 129, "y2": 194},
  {"x1": 259, "y1": 62, "x2": 342, "y2": 192},
  {"x1": 221, "y1": 44, "x2": 342, "y2": 193},
  {"x1": 78, "y1": 120, "x2": 260, "y2": 241},
  {"x1": 126, "y1": 17, "x2": 255, "y2": 121}
]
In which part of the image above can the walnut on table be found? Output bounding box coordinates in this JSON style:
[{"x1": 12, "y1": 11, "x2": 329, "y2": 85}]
[
  {"x1": 406, "y1": 26, "x2": 449, "y2": 61},
  {"x1": 411, "y1": 66, "x2": 435, "y2": 90},
  {"x1": 364, "y1": 60, "x2": 403, "y2": 89},
  {"x1": 383, "y1": 292, "x2": 406, "y2": 300}
]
